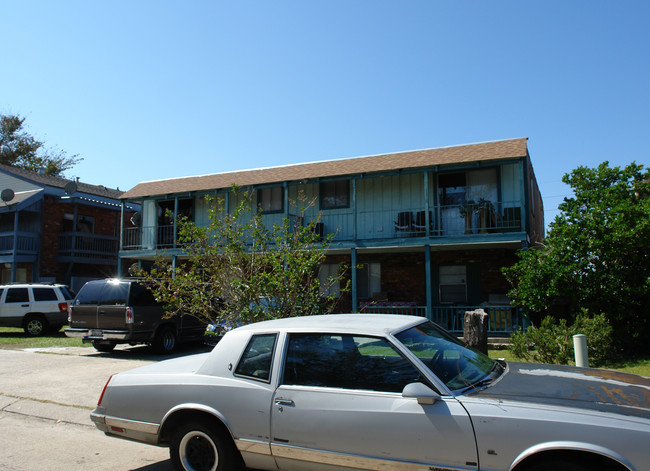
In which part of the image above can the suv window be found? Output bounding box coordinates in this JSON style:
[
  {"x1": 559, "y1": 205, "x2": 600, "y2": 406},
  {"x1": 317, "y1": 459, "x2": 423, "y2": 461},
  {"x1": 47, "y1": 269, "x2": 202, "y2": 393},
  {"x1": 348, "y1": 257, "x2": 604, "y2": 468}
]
[
  {"x1": 33, "y1": 288, "x2": 58, "y2": 301},
  {"x1": 6, "y1": 288, "x2": 29, "y2": 303},
  {"x1": 59, "y1": 287, "x2": 75, "y2": 300},
  {"x1": 282, "y1": 333, "x2": 422, "y2": 392},
  {"x1": 99, "y1": 282, "x2": 129, "y2": 306},
  {"x1": 129, "y1": 283, "x2": 158, "y2": 306},
  {"x1": 75, "y1": 282, "x2": 104, "y2": 305}
]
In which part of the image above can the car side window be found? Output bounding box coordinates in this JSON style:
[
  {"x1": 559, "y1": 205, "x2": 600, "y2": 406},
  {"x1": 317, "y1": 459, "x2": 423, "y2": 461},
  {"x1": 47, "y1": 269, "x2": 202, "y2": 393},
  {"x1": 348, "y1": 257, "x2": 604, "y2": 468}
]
[
  {"x1": 235, "y1": 333, "x2": 277, "y2": 382},
  {"x1": 282, "y1": 333, "x2": 423, "y2": 393},
  {"x1": 6, "y1": 288, "x2": 29, "y2": 303},
  {"x1": 33, "y1": 288, "x2": 58, "y2": 301}
]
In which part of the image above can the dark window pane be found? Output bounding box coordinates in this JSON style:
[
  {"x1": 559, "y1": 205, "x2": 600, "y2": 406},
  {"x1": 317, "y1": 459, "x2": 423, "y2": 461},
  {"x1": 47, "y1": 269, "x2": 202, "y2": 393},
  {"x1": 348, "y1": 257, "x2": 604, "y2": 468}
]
[
  {"x1": 75, "y1": 282, "x2": 104, "y2": 305},
  {"x1": 98, "y1": 282, "x2": 129, "y2": 306},
  {"x1": 235, "y1": 334, "x2": 277, "y2": 381},
  {"x1": 33, "y1": 288, "x2": 58, "y2": 301},
  {"x1": 6, "y1": 288, "x2": 29, "y2": 303},
  {"x1": 320, "y1": 180, "x2": 349, "y2": 209},
  {"x1": 129, "y1": 283, "x2": 158, "y2": 306}
]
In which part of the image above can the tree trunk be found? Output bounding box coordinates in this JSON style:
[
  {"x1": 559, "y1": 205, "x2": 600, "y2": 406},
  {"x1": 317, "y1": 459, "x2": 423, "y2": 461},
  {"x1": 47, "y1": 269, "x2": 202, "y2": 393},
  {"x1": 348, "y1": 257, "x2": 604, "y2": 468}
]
[{"x1": 463, "y1": 309, "x2": 488, "y2": 354}]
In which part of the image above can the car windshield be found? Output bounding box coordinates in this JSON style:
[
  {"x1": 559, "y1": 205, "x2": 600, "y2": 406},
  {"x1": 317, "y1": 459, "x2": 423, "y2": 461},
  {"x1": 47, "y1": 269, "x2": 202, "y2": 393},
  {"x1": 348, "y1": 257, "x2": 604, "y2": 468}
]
[{"x1": 394, "y1": 320, "x2": 504, "y2": 392}]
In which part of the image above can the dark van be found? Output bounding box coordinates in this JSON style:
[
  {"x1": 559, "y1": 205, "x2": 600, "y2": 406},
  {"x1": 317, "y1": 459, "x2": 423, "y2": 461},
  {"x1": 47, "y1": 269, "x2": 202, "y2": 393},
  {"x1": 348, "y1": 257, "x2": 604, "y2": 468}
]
[{"x1": 64, "y1": 279, "x2": 205, "y2": 353}]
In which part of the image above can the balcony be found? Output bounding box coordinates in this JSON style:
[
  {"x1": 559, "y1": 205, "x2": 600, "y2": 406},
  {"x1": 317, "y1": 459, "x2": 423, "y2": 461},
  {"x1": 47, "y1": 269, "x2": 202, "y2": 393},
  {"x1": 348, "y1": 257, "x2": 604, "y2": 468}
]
[
  {"x1": 121, "y1": 200, "x2": 524, "y2": 252},
  {"x1": 359, "y1": 303, "x2": 527, "y2": 335},
  {"x1": 57, "y1": 232, "x2": 119, "y2": 265},
  {"x1": 0, "y1": 232, "x2": 39, "y2": 257}
]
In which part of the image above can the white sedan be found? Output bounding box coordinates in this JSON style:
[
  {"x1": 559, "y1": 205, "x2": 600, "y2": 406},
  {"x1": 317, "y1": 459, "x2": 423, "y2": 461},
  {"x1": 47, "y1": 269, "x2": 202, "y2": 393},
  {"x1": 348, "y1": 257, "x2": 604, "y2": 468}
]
[{"x1": 91, "y1": 314, "x2": 650, "y2": 471}]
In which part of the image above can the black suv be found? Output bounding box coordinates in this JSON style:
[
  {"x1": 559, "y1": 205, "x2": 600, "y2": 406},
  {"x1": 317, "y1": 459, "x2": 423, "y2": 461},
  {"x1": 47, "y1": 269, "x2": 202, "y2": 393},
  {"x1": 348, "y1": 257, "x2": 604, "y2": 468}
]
[{"x1": 64, "y1": 279, "x2": 205, "y2": 353}]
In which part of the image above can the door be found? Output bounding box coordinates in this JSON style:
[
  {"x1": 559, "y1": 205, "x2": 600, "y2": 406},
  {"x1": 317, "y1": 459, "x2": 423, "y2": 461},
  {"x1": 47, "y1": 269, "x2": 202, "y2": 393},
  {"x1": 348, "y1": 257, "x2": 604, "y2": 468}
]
[
  {"x1": 0, "y1": 287, "x2": 32, "y2": 326},
  {"x1": 271, "y1": 333, "x2": 477, "y2": 470}
]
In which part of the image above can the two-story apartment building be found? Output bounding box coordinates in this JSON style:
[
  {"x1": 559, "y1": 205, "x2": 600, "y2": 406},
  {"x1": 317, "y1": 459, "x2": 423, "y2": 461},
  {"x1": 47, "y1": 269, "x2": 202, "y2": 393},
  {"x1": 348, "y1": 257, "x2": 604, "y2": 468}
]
[
  {"x1": 0, "y1": 164, "x2": 138, "y2": 291},
  {"x1": 118, "y1": 138, "x2": 543, "y2": 334}
]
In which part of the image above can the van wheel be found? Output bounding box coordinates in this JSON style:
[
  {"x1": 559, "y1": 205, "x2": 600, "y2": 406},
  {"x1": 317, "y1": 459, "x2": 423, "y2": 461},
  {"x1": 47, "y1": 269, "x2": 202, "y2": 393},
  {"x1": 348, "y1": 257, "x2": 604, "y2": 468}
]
[
  {"x1": 24, "y1": 314, "x2": 48, "y2": 336},
  {"x1": 154, "y1": 326, "x2": 177, "y2": 354},
  {"x1": 92, "y1": 341, "x2": 116, "y2": 352}
]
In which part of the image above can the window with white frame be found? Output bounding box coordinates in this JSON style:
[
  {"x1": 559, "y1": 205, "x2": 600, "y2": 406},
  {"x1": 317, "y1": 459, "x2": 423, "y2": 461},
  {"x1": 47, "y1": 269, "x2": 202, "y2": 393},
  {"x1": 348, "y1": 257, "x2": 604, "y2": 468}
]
[
  {"x1": 319, "y1": 263, "x2": 340, "y2": 298},
  {"x1": 258, "y1": 187, "x2": 284, "y2": 213},
  {"x1": 358, "y1": 262, "x2": 381, "y2": 299},
  {"x1": 439, "y1": 265, "x2": 467, "y2": 304}
]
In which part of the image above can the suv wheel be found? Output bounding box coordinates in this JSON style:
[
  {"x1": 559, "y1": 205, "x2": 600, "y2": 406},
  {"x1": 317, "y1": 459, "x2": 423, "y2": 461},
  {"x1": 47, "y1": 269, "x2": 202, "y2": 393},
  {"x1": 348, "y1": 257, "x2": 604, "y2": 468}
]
[
  {"x1": 24, "y1": 314, "x2": 48, "y2": 336},
  {"x1": 154, "y1": 326, "x2": 177, "y2": 354}
]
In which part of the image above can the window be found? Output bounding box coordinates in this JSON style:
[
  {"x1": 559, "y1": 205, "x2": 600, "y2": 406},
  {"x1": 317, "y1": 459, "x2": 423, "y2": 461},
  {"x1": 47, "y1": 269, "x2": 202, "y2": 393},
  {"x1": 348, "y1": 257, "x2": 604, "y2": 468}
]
[
  {"x1": 235, "y1": 334, "x2": 277, "y2": 381},
  {"x1": 98, "y1": 282, "x2": 129, "y2": 306},
  {"x1": 6, "y1": 288, "x2": 29, "y2": 303},
  {"x1": 318, "y1": 263, "x2": 340, "y2": 298},
  {"x1": 282, "y1": 333, "x2": 422, "y2": 392},
  {"x1": 63, "y1": 214, "x2": 95, "y2": 233},
  {"x1": 33, "y1": 288, "x2": 58, "y2": 301},
  {"x1": 258, "y1": 187, "x2": 284, "y2": 213},
  {"x1": 320, "y1": 180, "x2": 349, "y2": 209},
  {"x1": 439, "y1": 265, "x2": 466, "y2": 303},
  {"x1": 357, "y1": 262, "x2": 381, "y2": 299}
]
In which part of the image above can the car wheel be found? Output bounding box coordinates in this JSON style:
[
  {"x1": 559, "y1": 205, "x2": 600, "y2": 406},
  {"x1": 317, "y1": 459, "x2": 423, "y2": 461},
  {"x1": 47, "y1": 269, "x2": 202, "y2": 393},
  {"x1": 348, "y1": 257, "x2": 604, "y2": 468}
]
[
  {"x1": 153, "y1": 326, "x2": 176, "y2": 354},
  {"x1": 92, "y1": 341, "x2": 116, "y2": 353},
  {"x1": 170, "y1": 420, "x2": 240, "y2": 471},
  {"x1": 527, "y1": 460, "x2": 589, "y2": 471},
  {"x1": 23, "y1": 314, "x2": 48, "y2": 336}
]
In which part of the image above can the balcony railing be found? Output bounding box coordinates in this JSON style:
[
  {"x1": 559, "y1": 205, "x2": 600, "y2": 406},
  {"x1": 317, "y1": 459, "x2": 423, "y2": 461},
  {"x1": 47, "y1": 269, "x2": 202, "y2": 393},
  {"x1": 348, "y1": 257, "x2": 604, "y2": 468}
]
[
  {"x1": 359, "y1": 304, "x2": 527, "y2": 335},
  {"x1": 121, "y1": 201, "x2": 524, "y2": 251},
  {"x1": 58, "y1": 232, "x2": 119, "y2": 265},
  {"x1": 0, "y1": 232, "x2": 39, "y2": 254}
]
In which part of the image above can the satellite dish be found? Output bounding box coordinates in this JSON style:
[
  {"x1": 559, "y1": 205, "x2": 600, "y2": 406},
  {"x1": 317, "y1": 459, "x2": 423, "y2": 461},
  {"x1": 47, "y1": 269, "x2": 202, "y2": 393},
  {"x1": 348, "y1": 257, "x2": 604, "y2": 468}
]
[
  {"x1": 64, "y1": 182, "x2": 77, "y2": 195},
  {"x1": 130, "y1": 211, "x2": 142, "y2": 226},
  {"x1": 1, "y1": 189, "x2": 14, "y2": 203}
]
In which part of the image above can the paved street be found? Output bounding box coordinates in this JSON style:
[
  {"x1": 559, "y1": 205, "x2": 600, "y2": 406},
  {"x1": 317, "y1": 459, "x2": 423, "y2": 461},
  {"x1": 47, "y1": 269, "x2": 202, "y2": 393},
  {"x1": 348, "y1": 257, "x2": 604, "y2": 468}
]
[{"x1": 0, "y1": 345, "x2": 205, "y2": 471}]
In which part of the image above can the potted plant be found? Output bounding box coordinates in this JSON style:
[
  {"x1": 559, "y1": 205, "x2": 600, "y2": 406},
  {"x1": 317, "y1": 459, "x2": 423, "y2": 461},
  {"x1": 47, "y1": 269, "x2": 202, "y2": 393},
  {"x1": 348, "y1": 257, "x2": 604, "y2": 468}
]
[{"x1": 476, "y1": 198, "x2": 494, "y2": 233}]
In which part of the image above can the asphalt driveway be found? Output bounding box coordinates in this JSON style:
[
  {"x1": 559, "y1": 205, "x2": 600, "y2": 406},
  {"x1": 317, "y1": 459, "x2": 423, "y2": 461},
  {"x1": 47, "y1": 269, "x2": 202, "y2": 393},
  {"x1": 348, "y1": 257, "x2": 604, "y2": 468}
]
[{"x1": 0, "y1": 344, "x2": 206, "y2": 471}]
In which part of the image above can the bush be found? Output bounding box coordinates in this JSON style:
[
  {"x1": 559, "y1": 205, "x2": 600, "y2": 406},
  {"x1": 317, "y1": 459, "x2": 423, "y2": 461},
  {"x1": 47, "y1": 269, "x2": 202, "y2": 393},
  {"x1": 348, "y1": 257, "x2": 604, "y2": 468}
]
[{"x1": 509, "y1": 310, "x2": 613, "y2": 367}]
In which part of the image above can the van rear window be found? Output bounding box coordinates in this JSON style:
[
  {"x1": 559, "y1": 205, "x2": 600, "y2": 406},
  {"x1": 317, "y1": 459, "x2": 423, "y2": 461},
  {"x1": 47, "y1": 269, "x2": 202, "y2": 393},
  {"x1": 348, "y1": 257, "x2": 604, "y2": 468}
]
[{"x1": 99, "y1": 282, "x2": 129, "y2": 306}]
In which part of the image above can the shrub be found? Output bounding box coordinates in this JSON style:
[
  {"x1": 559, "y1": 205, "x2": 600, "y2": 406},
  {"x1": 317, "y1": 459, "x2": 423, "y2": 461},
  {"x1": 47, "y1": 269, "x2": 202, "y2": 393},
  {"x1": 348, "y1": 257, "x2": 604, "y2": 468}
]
[{"x1": 509, "y1": 310, "x2": 613, "y2": 367}]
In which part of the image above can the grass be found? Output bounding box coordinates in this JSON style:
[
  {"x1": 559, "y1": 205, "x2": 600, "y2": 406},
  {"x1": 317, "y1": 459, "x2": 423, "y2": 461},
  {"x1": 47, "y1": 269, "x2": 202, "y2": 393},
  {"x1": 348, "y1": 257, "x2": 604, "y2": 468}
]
[{"x1": 0, "y1": 327, "x2": 90, "y2": 350}]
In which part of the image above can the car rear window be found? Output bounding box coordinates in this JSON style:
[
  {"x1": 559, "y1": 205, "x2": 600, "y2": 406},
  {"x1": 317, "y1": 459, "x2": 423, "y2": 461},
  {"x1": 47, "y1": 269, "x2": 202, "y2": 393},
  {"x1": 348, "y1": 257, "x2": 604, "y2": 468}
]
[
  {"x1": 99, "y1": 282, "x2": 129, "y2": 306},
  {"x1": 59, "y1": 287, "x2": 75, "y2": 300},
  {"x1": 75, "y1": 282, "x2": 105, "y2": 305},
  {"x1": 6, "y1": 288, "x2": 29, "y2": 303},
  {"x1": 33, "y1": 288, "x2": 58, "y2": 301}
]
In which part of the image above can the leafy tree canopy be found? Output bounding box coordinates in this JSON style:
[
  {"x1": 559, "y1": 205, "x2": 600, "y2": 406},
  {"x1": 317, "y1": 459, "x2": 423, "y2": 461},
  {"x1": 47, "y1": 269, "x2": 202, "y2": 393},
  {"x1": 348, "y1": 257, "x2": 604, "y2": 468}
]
[
  {"x1": 503, "y1": 161, "x2": 650, "y2": 353},
  {"x1": 135, "y1": 188, "x2": 349, "y2": 328},
  {"x1": 0, "y1": 114, "x2": 82, "y2": 176}
]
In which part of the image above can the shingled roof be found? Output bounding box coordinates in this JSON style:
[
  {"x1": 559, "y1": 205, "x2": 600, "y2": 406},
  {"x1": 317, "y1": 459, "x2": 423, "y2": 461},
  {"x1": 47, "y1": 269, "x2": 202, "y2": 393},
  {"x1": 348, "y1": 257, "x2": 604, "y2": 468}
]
[
  {"x1": 121, "y1": 137, "x2": 529, "y2": 200},
  {"x1": 0, "y1": 163, "x2": 123, "y2": 199}
]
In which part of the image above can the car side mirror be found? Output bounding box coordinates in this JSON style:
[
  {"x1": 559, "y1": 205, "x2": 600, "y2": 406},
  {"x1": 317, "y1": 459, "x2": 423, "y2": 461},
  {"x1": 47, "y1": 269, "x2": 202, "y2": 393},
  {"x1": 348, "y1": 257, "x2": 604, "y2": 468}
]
[{"x1": 402, "y1": 382, "x2": 441, "y2": 405}]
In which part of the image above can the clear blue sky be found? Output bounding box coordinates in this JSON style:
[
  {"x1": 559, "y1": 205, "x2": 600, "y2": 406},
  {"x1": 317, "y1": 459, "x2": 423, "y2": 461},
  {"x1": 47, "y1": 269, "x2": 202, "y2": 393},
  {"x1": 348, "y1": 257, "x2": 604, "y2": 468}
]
[{"x1": 2, "y1": 1, "x2": 649, "y2": 225}]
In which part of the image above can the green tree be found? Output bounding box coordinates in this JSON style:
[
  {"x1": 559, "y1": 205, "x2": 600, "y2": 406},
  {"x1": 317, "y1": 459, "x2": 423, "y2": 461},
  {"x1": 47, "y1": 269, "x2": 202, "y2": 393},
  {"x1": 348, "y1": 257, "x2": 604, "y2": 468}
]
[
  {"x1": 503, "y1": 162, "x2": 650, "y2": 353},
  {"x1": 135, "y1": 188, "x2": 348, "y2": 327},
  {"x1": 0, "y1": 114, "x2": 82, "y2": 176}
]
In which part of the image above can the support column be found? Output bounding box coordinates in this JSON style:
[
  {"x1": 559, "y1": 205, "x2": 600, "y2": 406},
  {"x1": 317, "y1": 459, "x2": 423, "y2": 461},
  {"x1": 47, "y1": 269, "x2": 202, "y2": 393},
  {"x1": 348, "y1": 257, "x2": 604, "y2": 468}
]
[
  {"x1": 425, "y1": 244, "x2": 432, "y2": 320},
  {"x1": 351, "y1": 248, "x2": 357, "y2": 312}
]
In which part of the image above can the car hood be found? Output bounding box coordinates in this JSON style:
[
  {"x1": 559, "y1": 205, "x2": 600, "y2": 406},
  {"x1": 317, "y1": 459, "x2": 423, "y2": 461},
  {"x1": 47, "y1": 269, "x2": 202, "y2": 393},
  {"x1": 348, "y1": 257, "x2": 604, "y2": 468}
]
[{"x1": 466, "y1": 362, "x2": 650, "y2": 420}]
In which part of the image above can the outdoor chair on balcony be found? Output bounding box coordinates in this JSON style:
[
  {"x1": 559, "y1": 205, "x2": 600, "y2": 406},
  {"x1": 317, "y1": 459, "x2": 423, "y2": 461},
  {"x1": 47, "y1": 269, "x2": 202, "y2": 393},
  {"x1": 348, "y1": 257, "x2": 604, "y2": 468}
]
[
  {"x1": 394, "y1": 211, "x2": 413, "y2": 235},
  {"x1": 413, "y1": 210, "x2": 433, "y2": 233}
]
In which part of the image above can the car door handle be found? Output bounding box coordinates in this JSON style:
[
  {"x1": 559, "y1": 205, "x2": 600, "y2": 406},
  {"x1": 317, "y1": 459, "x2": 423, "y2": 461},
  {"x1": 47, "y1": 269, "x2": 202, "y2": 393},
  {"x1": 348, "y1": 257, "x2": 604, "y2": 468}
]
[
  {"x1": 21, "y1": 304, "x2": 29, "y2": 307},
  {"x1": 274, "y1": 398, "x2": 294, "y2": 406}
]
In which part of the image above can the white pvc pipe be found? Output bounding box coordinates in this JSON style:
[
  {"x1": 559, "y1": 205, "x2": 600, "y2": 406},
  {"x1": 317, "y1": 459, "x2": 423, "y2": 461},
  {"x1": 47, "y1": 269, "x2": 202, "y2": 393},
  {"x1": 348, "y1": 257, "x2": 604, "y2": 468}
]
[{"x1": 573, "y1": 334, "x2": 589, "y2": 368}]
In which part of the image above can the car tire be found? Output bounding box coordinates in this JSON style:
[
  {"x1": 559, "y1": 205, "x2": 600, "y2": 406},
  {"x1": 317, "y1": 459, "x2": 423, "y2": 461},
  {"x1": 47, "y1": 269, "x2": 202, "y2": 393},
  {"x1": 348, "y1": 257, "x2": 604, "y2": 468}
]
[
  {"x1": 527, "y1": 460, "x2": 589, "y2": 471},
  {"x1": 153, "y1": 326, "x2": 177, "y2": 354},
  {"x1": 23, "y1": 314, "x2": 48, "y2": 336},
  {"x1": 170, "y1": 420, "x2": 241, "y2": 471},
  {"x1": 92, "y1": 341, "x2": 116, "y2": 353}
]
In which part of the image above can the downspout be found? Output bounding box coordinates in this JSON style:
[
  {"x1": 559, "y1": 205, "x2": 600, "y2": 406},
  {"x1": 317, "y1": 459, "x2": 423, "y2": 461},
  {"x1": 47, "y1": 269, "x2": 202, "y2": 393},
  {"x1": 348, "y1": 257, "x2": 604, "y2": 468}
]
[
  {"x1": 118, "y1": 201, "x2": 125, "y2": 277},
  {"x1": 11, "y1": 210, "x2": 18, "y2": 282},
  {"x1": 351, "y1": 248, "x2": 357, "y2": 312}
]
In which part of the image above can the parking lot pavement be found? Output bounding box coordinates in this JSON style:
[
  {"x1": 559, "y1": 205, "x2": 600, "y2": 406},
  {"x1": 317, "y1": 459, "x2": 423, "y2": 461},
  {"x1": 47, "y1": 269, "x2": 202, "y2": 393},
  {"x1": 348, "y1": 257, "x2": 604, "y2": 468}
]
[{"x1": 0, "y1": 345, "x2": 201, "y2": 471}]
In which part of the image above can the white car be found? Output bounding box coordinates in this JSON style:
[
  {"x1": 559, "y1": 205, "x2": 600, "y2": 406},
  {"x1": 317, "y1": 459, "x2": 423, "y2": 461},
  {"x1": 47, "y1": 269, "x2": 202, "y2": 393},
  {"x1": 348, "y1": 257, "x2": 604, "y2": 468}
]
[
  {"x1": 0, "y1": 283, "x2": 75, "y2": 335},
  {"x1": 92, "y1": 314, "x2": 650, "y2": 471}
]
